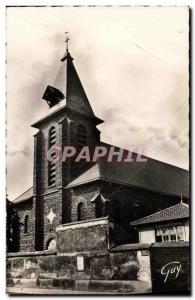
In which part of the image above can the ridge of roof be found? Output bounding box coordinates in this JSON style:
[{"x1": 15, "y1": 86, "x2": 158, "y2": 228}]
[{"x1": 101, "y1": 142, "x2": 189, "y2": 172}]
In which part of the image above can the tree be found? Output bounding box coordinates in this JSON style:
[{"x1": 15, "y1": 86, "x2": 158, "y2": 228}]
[{"x1": 6, "y1": 197, "x2": 20, "y2": 252}]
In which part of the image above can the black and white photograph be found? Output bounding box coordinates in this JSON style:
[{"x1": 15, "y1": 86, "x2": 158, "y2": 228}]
[{"x1": 6, "y1": 6, "x2": 190, "y2": 295}]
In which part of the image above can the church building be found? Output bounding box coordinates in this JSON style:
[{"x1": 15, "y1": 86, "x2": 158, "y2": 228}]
[{"x1": 8, "y1": 43, "x2": 189, "y2": 253}]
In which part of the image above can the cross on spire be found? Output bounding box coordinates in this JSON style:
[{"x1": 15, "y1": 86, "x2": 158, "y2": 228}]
[{"x1": 65, "y1": 32, "x2": 70, "y2": 52}]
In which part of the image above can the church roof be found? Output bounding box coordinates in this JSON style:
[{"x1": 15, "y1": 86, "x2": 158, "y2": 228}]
[
  {"x1": 13, "y1": 145, "x2": 189, "y2": 204},
  {"x1": 66, "y1": 147, "x2": 189, "y2": 198},
  {"x1": 12, "y1": 187, "x2": 33, "y2": 204},
  {"x1": 130, "y1": 202, "x2": 189, "y2": 226}
]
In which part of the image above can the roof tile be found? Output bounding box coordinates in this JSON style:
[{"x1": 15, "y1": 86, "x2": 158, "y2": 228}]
[{"x1": 131, "y1": 202, "x2": 189, "y2": 226}]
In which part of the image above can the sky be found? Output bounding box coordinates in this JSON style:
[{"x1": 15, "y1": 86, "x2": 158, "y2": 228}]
[{"x1": 6, "y1": 6, "x2": 189, "y2": 200}]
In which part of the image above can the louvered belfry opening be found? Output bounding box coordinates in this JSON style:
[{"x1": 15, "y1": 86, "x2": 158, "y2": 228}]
[
  {"x1": 77, "y1": 124, "x2": 87, "y2": 146},
  {"x1": 48, "y1": 126, "x2": 57, "y2": 187}
]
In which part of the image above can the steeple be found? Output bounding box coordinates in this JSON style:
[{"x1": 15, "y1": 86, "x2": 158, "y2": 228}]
[{"x1": 42, "y1": 34, "x2": 98, "y2": 120}]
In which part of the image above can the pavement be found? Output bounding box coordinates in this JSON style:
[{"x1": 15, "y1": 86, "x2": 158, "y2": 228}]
[{"x1": 6, "y1": 287, "x2": 130, "y2": 295}]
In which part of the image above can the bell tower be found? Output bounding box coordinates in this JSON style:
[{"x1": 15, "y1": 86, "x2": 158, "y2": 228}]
[{"x1": 31, "y1": 36, "x2": 103, "y2": 250}]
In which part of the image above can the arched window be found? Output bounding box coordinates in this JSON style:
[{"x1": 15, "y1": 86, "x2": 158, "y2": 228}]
[
  {"x1": 24, "y1": 215, "x2": 29, "y2": 234},
  {"x1": 77, "y1": 202, "x2": 84, "y2": 221},
  {"x1": 77, "y1": 125, "x2": 87, "y2": 145},
  {"x1": 46, "y1": 238, "x2": 56, "y2": 250},
  {"x1": 48, "y1": 126, "x2": 56, "y2": 187}
]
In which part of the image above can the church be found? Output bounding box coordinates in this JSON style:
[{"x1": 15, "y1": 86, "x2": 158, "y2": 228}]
[{"x1": 8, "y1": 42, "x2": 189, "y2": 254}]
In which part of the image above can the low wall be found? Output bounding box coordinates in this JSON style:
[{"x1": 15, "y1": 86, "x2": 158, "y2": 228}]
[
  {"x1": 7, "y1": 218, "x2": 189, "y2": 294},
  {"x1": 150, "y1": 242, "x2": 190, "y2": 294},
  {"x1": 7, "y1": 218, "x2": 152, "y2": 294},
  {"x1": 7, "y1": 250, "x2": 141, "y2": 281}
]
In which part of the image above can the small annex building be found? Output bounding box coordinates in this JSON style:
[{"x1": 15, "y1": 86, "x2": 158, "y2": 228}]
[{"x1": 130, "y1": 202, "x2": 189, "y2": 243}]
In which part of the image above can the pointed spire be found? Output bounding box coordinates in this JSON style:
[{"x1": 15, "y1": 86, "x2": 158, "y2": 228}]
[
  {"x1": 41, "y1": 34, "x2": 104, "y2": 124},
  {"x1": 180, "y1": 194, "x2": 183, "y2": 203}
]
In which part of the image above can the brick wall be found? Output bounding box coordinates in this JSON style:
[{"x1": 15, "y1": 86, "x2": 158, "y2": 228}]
[
  {"x1": 14, "y1": 200, "x2": 35, "y2": 252},
  {"x1": 100, "y1": 181, "x2": 181, "y2": 224},
  {"x1": 43, "y1": 190, "x2": 63, "y2": 249},
  {"x1": 32, "y1": 107, "x2": 101, "y2": 251},
  {"x1": 68, "y1": 180, "x2": 182, "y2": 243},
  {"x1": 70, "y1": 183, "x2": 100, "y2": 222}
]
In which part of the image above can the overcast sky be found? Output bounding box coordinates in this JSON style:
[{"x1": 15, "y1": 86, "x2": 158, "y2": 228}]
[{"x1": 6, "y1": 6, "x2": 189, "y2": 200}]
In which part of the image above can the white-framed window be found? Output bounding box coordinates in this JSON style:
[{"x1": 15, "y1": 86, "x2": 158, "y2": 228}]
[{"x1": 155, "y1": 225, "x2": 185, "y2": 242}]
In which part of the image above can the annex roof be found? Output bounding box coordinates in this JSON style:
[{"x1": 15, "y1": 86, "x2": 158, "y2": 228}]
[{"x1": 130, "y1": 202, "x2": 189, "y2": 226}]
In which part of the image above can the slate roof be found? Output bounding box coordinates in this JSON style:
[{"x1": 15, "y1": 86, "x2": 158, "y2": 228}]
[
  {"x1": 13, "y1": 146, "x2": 189, "y2": 203},
  {"x1": 66, "y1": 147, "x2": 189, "y2": 198},
  {"x1": 130, "y1": 202, "x2": 189, "y2": 226},
  {"x1": 13, "y1": 187, "x2": 33, "y2": 203},
  {"x1": 32, "y1": 51, "x2": 103, "y2": 128}
]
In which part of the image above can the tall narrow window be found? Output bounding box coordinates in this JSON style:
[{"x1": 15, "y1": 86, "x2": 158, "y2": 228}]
[
  {"x1": 95, "y1": 200, "x2": 103, "y2": 218},
  {"x1": 77, "y1": 125, "x2": 87, "y2": 145},
  {"x1": 48, "y1": 126, "x2": 56, "y2": 186},
  {"x1": 24, "y1": 215, "x2": 29, "y2": 234},
  {"x1": 77, "y1": 202, "x2": 84, "y2": 221}
]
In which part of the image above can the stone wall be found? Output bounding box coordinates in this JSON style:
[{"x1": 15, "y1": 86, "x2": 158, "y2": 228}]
[
  {"x1": 14, "y1": 199, "x2": 35, "y2": 252},
  {"x1": 34, "y1": 108, "x2": 100, "y2": 196},
  {"x1": 7, "y1": 218, "x2": 143, "y2": 284},
  {"x1": 42, "y1": 191, "x2": 63, "y2": 249},
  {"x1": 100, "y1": 181, "x2": 182, "y2": 241},
  {"x1": 7, "y1": 218, "x2": 189, "y2": 294},
  {"x1": 7, "y1": 250, "x2": 140, "y2": 283},
  {"x1": 70, "y1": 182, "x2": 100, "y2": 222},
  {"x1": 7, "y1": 243, "x2": 190, "y2": 294},
  {"x1": 101, "y1": 182, "x2": 181, "y2": 224},
  {"x1": 32, "y1": 107, "x2": 101, "y2": 251},
  {"x1": 56, "y1": 218, "x2": 109, "y2": 254},
  {"x1": 68, "y1": 180, "x2": 182, "y2": 244}
]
